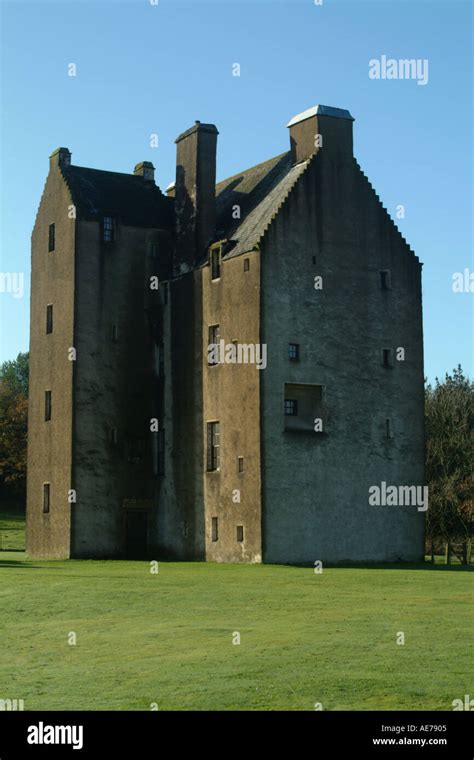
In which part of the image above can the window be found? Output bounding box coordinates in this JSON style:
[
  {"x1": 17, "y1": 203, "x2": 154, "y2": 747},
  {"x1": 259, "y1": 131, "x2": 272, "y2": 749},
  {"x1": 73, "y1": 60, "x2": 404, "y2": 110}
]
[
  {"x1": 211, "y1": 517, "x2": 219, "y2": 542},
  {"x1": 162, "y1": 283, "x2": 169, "y2": 305},
  {"x1": 45, "y1": 390, "x2": 52, "y2": 421},
  {"x1": 103, "y1": 216, "x2": 115, "y2": 242},
  {"x1": 243, "y1": 258, "x2": 250, "y2": 272},
  {"x1": 380, "y1": 270, "x2": 391, "y2": 290},
  {"x1": 208, "y1": 325, "x2": 220, "y2": 366},
  {"x1": 207, "y1": 422, "x2": 220, "y2": 471},
  {"x1": 312, "y1": 256, "x2": 316, "y2": 265},
  {"x1": 382, "y1": 348, "x2": 393, "y2": 368},
  {"x1": 236, "y1": 525, "x2": 244, "y2": 543},
  {"x1": 46, "y1": 304, "x2": 53, "y2": 334},
  {"x1": 385, "y1": 418, "x2": 393, "y2": 439},
  {"x1": 150, "y1": 242, "x2": 159, "y2": 260},
  {"x1": 211, "y1": 246, "x2": 221, "y2": 280},
  {"x1": 43, "y1": 483, "x2": 50, "y2": 514},
  {"x1": 284, "y1": 399, "x2": 298, "y2": 416},
  {"x1": 110, "y1": 427, "x2": 117, "y2": 445},
  {"x1": 48, "y1": 223, "x2": 55, "y2": 252},
  {"x1": 238, "y1": 456, "x2": 244, "y2": 474},
  {"x1": 110, "y1": 324, "x2": 118, "y2": 342},
  {"x1": 288, "y1": 343, "x2": 299, "y2": 361},
  {"x1": 284, "y1": 383, "x2": 324, "y2": 432}
]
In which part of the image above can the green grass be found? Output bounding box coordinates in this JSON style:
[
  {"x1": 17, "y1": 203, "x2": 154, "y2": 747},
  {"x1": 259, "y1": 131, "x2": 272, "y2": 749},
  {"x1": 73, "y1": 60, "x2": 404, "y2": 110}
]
[
  {"x1": 0, "y1": 509, "x2": 26, "y2": 551},
  {"x1": 0, "y1": 552, "x2": 472, "y2": 711}
]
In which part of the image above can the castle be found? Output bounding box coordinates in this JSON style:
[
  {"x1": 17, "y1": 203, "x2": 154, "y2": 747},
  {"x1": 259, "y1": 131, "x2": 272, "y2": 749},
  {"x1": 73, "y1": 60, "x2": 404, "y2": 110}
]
[{"x1": 26, "y1": 104, "x2": 425, "y2": 563}]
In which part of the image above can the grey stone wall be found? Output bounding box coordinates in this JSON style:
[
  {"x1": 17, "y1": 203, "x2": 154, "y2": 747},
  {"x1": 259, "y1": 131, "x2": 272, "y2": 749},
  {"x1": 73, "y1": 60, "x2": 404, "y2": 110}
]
[{"x1": 260, "y1": 153, "x2": 425, "y2": 564}]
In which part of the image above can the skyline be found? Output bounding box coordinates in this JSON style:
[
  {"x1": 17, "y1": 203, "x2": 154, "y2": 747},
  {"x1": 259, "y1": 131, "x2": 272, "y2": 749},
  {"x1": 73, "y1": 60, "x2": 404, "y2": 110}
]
[{"x1": 0, "y1": 0, "x2": 472, "y2": 381}]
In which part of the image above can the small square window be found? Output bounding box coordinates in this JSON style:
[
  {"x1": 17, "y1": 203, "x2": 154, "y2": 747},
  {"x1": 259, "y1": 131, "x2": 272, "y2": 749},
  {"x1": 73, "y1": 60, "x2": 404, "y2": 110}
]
[
  {"x1": 211, "y1": 516, "x2": 218, "y2": 542},
  {"x1": 110, "y1": 427, "x2": 118, "y2": 445},
  {"x1": 284, "y1": 398, "x2": 298, "y2": 416},
  {"x1": 43, "y1": 483, "x2": 50, "y2": 513},
  {"x1": 236, "y1": 525, "x2": 244, "y2": 543},
  {"x1": 243, "y1": 258, "x2": 250, "y2": 272},
  {"x1": 312, "y1": 256, "x2": 316, "y2": 265},
  {"x1": 238, "y1": 456, "x2": 244, "y2": 474},
  {"x1": 45, "y1": 390, "x2": 52, "y2": 421},
  {"x1": 110, "y1": 324, "x2": 118, "y2": 342},
  {"x1": 211, "y1": 246, "x2": 221, "y2": 280},
  {"x1": 48, "y1": 223, "x2": 55, "y2": 252},
  {"x1": 385, "y1": 418, "x2": 393, "y2": 439},
  {"x1": 380, "y1": 270, "x2": 391, "y2": 290},
  {"x1": 382, "y1": 348, "x2": 393, "y2": 368},
  {"x1": 288, "y1": 343, "x2": 299, "y2": 361},
  {"x1": 46, "y1": 304, "x2": 53, "y2": 334},
  {"x1": 103, "y1": 216, "x2": 115, "y2": 243},
  {"x1": 150, "y1": 242, "x2": 159, "y2": 260}
]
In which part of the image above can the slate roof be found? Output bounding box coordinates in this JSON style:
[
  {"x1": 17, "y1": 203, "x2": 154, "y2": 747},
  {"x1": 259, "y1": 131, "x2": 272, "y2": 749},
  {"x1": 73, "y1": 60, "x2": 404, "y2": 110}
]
[
  {"x1": 61, "y1": 151, "x2": 310, "y2": 254},
  {"x1": 214, "y1": 151, "x2": 311, "y2": 259},
  {"x1": 62, "y1": 166, "x2": 174, "y2": 229}
]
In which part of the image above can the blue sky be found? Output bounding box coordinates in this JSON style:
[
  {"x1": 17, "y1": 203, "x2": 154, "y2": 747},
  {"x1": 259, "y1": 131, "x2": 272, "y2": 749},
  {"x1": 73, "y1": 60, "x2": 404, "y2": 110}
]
[{"x1": 0, "y1": 0, "x2": 472, "y2": 381}]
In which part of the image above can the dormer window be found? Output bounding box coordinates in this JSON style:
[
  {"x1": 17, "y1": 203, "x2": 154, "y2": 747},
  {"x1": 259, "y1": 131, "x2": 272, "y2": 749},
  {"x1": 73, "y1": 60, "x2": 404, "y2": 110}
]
[{"x1": 103, "y1": 216, "x2": 115, "y2": 243}]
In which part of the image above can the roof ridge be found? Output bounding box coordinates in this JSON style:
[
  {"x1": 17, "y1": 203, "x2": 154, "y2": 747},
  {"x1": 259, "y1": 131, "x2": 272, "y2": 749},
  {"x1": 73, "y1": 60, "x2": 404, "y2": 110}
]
[{"x1": 66, "y1": 165, "x2": 149, "y2": 180}]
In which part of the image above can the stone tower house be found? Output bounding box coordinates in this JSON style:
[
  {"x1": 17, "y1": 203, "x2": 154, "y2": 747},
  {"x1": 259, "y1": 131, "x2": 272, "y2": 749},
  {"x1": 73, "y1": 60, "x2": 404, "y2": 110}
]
[{"x1": 27, "y1": 105, "x2": 425, "y2": 563}]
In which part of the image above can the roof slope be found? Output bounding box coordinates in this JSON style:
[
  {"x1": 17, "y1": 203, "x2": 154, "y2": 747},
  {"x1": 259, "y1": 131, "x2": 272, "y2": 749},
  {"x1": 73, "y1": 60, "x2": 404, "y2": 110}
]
[
  {"x1": 215, "y1": 151, "x2": 311, "y2": 259},
  {"x1": 62, "y1": 166, "x2": 174, "y2": 229}
]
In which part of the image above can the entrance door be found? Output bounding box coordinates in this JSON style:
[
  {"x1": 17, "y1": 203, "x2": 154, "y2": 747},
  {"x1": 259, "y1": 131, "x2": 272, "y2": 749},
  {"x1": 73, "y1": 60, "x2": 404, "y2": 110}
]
[{"x1": 125, "y1": 511, "x2": 148, "y2": 558}]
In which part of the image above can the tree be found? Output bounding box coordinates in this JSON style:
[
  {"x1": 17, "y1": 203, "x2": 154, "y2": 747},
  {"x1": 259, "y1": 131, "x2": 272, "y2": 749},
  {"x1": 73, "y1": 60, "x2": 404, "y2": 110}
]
[
  {"x1": 0, "y1": 352, "x2": 29, "y2": 496},
  {"x1": 425, "y1": 366, "x2": 474, "y2": 563}
]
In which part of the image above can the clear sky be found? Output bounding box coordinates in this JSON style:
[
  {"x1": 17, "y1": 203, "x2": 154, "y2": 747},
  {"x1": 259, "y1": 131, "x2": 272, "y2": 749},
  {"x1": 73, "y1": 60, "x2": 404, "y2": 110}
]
[{"x1": 0, "y1": 0, "x2": 472, "y2": 382}]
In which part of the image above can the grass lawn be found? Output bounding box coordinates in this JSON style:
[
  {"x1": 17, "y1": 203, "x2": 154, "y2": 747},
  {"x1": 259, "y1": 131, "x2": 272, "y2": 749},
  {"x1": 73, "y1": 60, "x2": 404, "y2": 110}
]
[
  {"x1": 0, "y1": 550, "x2": 472, "y2": 711},
  {"x1": 0, "y1": 509, "x2": 26, "y2": 551}
]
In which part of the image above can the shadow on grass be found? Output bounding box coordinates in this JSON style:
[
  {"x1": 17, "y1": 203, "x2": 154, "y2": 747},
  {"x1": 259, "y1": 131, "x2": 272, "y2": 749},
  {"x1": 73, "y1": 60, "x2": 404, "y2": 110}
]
[
  {"x1": 286, "y1": 561, "x2": 473, "y2": 572},
  {"x1": 0, "y1": 549, "x2": 472, "y2": 573}
]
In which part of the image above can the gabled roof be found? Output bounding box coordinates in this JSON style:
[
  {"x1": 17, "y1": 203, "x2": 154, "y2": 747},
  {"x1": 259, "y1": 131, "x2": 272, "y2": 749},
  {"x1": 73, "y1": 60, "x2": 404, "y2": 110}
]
[
  {"x1": 215, "y1": 151, "x2": 311, "y2": 259},
  {"x1": 62, "y1": 166, "x2": 174, "y2": 229}
]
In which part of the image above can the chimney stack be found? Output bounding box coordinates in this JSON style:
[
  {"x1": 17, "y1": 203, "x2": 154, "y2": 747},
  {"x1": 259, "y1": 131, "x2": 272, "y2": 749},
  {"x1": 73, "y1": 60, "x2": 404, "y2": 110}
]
[
  {"x1": 134, "y1": 161, "x2": 155, "y2": 182},
  {"x1": 174, "y1": 120, "x2": 219, "y2": 273},
  {"x1": 49, "y1": 147, "x2": 71, "y2": 171},
  {"x1": 286, "y1": 105, "x2": 354, "y2": 164}
]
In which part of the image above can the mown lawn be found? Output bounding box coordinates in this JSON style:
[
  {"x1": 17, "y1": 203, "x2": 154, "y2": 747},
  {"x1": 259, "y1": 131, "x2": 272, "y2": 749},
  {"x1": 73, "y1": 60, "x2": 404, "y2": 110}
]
[
  {"x1": 0, "y1": 509, "x2": 25, "y2": 551},
  {"x1": 0, "y1": 551, "x2": 471, "y2": 711}
]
